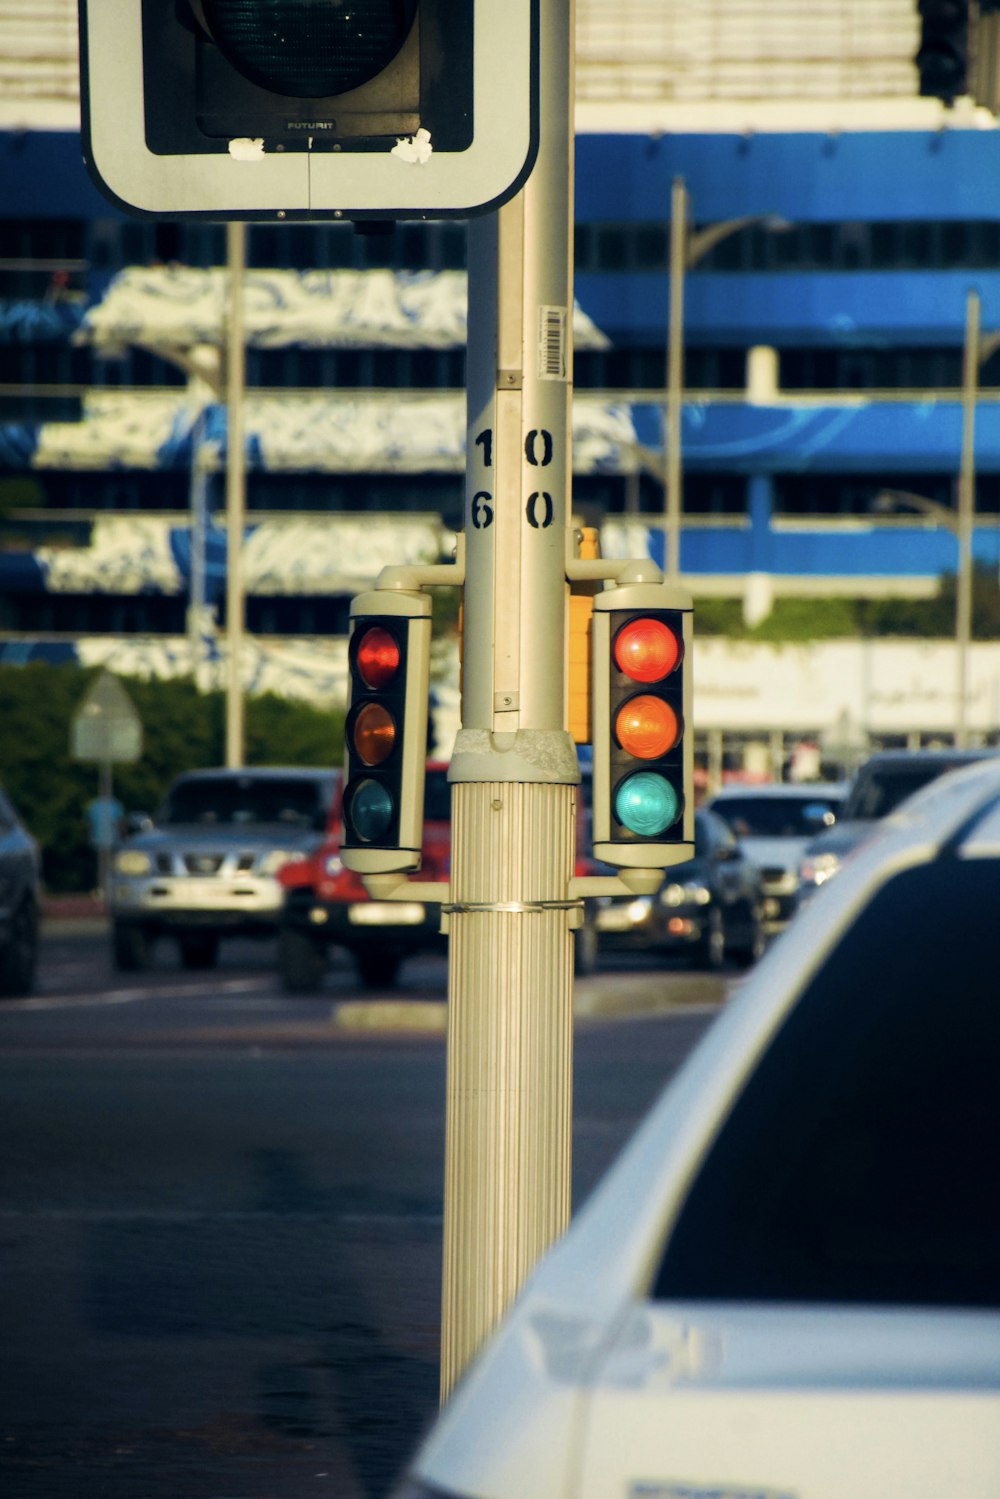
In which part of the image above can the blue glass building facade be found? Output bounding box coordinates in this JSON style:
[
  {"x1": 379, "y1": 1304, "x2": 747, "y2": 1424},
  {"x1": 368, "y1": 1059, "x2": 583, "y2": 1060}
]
[{"x1": 3, "y1": 122, "x2": 1000, "y2": 656}]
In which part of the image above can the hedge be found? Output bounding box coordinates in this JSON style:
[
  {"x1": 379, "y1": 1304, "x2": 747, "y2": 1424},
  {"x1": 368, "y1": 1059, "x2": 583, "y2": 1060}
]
[{"x1": 0, "y1": 665, "x2": 344, "y2": 893}]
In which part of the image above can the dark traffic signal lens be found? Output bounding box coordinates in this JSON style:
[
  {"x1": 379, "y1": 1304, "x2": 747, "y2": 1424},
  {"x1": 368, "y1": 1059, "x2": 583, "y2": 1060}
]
[
  {"x1": 199, "y1": 0, "x2": 416, "y2": 98},
  {"x1": 346, "y1": 778, "x2": 395, "y2": 842}
]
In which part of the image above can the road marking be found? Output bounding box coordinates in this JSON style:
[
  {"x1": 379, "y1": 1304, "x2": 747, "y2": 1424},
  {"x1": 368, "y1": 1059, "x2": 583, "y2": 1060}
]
[
  {"x1": 0, "y1": 1206, "x2": 444, "y2": 1225},
  {"x1": 6, "y1": 975, "x2": 275, "y2": 1012},
  {"x1": 332, "y1": 999, "x2": 448, "y2": 1032}
]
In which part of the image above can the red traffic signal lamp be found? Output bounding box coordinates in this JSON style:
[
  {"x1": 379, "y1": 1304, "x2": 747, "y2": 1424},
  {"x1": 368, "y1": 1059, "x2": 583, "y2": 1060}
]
[
  {"x1": 591, "y1": 583, "x2": 694, "y2": 869},
  {"x1": 341, "y1": 590, "x2": 432, "y2": 875},
  {"x1": 78, "y1": 0, "x2": 538, "y2": 220}
]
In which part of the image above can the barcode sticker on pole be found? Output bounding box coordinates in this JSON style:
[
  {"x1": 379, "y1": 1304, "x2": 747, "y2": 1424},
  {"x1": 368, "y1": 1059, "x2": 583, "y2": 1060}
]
[{"x1": 538, "y1": 305, "x2": 568, "y2": 381}]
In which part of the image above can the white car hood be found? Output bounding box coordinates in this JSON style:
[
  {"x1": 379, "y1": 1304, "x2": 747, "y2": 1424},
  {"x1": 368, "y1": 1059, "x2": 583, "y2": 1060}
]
[
  {"x1": 574, "y1": 1304, "x2": 1000, "y2": 1499},
  {"x1": 406, "y1": 764, "x2": 1000, "y2": 1499},
  {"x1": 418, "y1": 1302, "x2": 1000, "y2": 1499}
]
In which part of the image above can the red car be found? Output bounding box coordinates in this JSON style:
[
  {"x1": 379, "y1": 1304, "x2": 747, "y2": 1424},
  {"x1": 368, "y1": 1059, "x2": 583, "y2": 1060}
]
[{"x1": 277, "y1": 763, "x2": 451, "y2": 991}]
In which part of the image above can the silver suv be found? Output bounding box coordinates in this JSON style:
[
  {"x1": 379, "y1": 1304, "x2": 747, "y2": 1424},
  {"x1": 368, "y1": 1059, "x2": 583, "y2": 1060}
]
[
  {"x1": 110, "y1": 767, "x2": 338, "y2": 971},
  {"x1": 707, "y1": 781, "x2": 847, "y2": 934}
]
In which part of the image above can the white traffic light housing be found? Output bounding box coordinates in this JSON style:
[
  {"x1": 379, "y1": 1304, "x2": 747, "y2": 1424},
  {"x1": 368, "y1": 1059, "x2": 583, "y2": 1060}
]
[
  {"x1": 591, "y1": 582, "x2": 695, "y2": 870},
  {"x1": 341, "y1": 590, "x2": 432, "y2": 875},
  {"x1": 79, "y1": 0, "x2": 538, "y2": 220}
]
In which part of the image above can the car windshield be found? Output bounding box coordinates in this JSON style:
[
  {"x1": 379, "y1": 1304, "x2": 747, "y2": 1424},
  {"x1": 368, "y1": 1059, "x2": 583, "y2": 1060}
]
[
  {"x1": 655, "y1": 855, "x2": 1000, "y2": 1309},
  {"x1": 713, "y1": 795, "x2": 840, "y2": 839},
  {"x1": 846, "y1": 763, "x2": 963, "y2": 821},
  {"x1": 160, "y1": 776, "x2": 326, "y2": 830}
]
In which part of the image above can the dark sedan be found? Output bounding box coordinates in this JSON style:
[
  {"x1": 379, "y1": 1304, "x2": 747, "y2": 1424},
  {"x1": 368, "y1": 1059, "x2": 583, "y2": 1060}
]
[
  {"x1": 798, "y1": 747, "x2": 1000, "y2": 903},
  {"x1": 595, "y1": 807, "x2": 764, "y2": 969},
  {"x1": 0, "y1": 781, "x2": 40, "y2": 996}
]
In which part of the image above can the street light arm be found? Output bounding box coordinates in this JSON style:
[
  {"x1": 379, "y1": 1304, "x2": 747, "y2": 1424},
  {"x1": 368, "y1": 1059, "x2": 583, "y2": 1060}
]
[
  {"x1": 687, "y1": 214, "x2": 775, "y2": 267},
  {"x1": 978, "y1": 327, "x2": 1000, "y2": 365},
  {"x1": 664, "y1": 177, "x2": 791, "y2": 584},
  {"x1": 872, "y1": 488, "x2": 958, "y2": 533}
]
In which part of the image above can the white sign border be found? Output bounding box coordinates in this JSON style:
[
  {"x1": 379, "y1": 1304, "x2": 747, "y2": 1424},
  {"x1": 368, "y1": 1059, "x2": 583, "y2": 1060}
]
[{"x1": 80, "y1": 0, "x2": 537, "y2": 219}]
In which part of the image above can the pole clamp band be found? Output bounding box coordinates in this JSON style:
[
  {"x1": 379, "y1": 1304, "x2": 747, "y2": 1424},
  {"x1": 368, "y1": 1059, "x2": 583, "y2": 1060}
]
[{"x1": 441, "y1": 898, "x2": 582, "y2": 915}]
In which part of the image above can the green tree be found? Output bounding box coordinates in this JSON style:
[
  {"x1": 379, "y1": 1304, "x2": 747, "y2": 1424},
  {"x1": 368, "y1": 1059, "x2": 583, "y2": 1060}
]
[{"x1": 695, "y1": 567, "x2": 1000, "y2": 642}]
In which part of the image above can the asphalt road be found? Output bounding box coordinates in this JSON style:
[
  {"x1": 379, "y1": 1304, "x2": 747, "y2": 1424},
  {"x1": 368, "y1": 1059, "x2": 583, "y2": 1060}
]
[{"x1": 0, "y1": 924, "x2": 726, "y2": 1499}]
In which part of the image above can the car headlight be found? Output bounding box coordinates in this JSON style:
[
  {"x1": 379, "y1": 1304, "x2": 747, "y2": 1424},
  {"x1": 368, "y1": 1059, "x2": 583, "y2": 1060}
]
[
  {"x1": 259, "y1": 849, "x2": 304, "y2": 876},
  {"x1": 801, "y1": 850, "x2": 840, "y2": 887},
  {"x1": 114, "y1": 849, "x2": 152, "y2": 876},
  {"x1": 323, "y1": 853, "x2": 344, "y2": 877},
  {"x1": 661, "y1": 880, "x2": 710, "y2": 907}
]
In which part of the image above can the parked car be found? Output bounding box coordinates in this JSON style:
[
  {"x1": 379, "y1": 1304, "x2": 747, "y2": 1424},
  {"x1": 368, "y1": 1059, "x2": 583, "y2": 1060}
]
[
  {"x1": 391, "y1": 755, "x2": 1000, "y2": 1499},
  {"x1": 798, "y1": 746, "x2": 999, "y2": 902},
  {"x1": 109, "y1": 766, "x2": 339, "y2": 971},
  {"x1": 706, "y1": 780, "x2": 847, "y2": 933},
  {"x1": 595, "y1": 806, "x2": 764, "y2": 969},
  {"x1": 0, "y1": 781, "x2": 40, "y2": 997},
  {"x1": 278, "y1": 762, "x2": 604, "y2": 990}
]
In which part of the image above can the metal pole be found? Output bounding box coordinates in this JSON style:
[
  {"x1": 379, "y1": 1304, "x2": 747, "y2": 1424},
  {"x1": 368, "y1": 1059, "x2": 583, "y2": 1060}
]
[
  {"x1": 188, "y1": 404, "x2": 208, "y2": 670},
  {"x1": 440, "y1": 0, "x2": 577, "y2": 1400},
  {"x1": 225, "y1": 221, "x2": 247, "y2": 767},
  {"x1": 664, "y1": 175, "x2": 687, "y2": 581},
  {"x1": 98, "y1": 757, "x2": 113, "y2": 900},
  {"x1": 956, "y1": 287, "x2": 979, "y2": 749}
]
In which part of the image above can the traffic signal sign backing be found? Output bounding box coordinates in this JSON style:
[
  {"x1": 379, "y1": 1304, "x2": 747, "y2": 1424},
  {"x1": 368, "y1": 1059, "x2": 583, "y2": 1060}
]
[
  {"x1": 591, "y1": 582, "x2": 694, "y2": 870},
  {"x1": 341, "y1": 590, "x2": 432, "y2": 875},
  {"x1": 79, "y1": 0, "x2": 538, "y2": 219}
]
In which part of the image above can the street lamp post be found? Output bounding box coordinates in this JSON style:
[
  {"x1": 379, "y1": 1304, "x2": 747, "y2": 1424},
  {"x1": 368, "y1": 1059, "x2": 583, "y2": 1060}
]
[
  {"x1": 665, "y1": 177, "x2": 687, "y2": 582},
  {"x1": 875, "y1": 287, "x2": 1000, "y2": 748},
  {"x1": 877, "y1": 481, "x2": 974, "y2": 747},
  {"x1": 224, "y1": 221, "x2": 247, "y2": 769},
  {"x1": 664, "y1": 176, "x2": 787, "y2": 580},
  {"x1": 956, "y1": 287, "x2": 980, "y2": 749}
]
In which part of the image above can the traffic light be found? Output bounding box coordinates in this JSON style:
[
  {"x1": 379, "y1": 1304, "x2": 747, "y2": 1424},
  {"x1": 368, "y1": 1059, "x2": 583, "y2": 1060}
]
[
  {"x1": 916, "y1": 0, "x2": 970, "y2": 102},
  {"x1": 341, "y1": 590, "x2": 432, "y2": 875},
  {"x1": 591, "y1": 582, "x2": 694, "y2": 870},
  {"x1": 78, "y1": 0, "x2": 538, "y2": 220}
]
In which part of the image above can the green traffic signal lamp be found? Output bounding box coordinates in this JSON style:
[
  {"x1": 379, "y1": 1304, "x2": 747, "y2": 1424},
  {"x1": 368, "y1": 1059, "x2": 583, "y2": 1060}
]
[
  {"x1": 615, "y1": 768, "x2": 681, "y2": 839},
  {"x1": 591, "y1": 582, "x2": 694, "y2": 870},
  {"x1": 341, "y1": 590, "x2": 432, "y2": 875}
]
